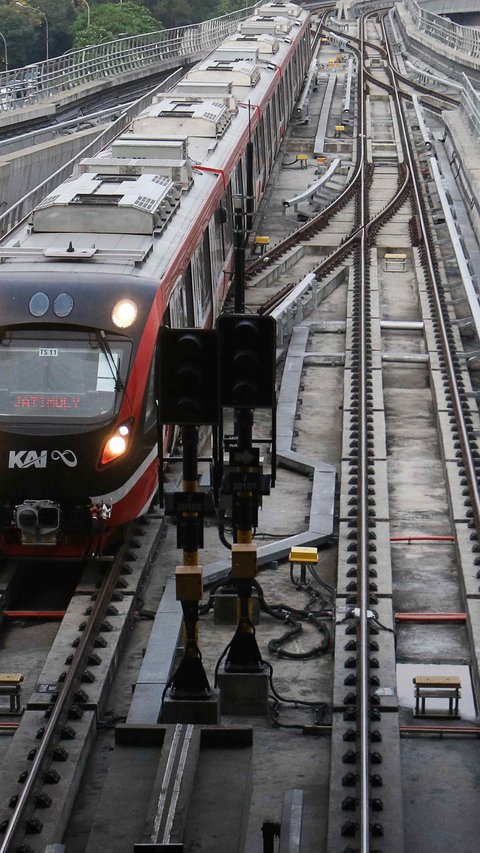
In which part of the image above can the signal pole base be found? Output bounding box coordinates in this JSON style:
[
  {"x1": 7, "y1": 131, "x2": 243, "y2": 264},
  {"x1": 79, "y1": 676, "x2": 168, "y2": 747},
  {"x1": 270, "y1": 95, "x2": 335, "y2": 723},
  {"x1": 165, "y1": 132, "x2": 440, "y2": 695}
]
[
  {"x1": 218, "y1": 668, "x2": 269, "y2": 716},
  {"x1": 161, "y1": 690, "x2": 220, "y2": 725},
  {"x1": 213, "y1": 590, "x2": 260, "y2": 625}
]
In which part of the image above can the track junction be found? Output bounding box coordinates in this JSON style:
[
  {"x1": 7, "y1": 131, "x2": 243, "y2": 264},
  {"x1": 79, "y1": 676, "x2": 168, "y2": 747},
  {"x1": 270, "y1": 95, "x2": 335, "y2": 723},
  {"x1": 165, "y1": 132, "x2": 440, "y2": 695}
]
[{"x1": 1, "y1": 3, "x2": 480, "y2": 852}]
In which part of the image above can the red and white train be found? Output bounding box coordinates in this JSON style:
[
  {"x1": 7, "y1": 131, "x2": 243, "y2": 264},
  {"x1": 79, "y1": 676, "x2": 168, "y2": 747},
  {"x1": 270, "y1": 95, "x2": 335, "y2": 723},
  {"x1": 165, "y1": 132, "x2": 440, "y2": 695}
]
[{"x1": 0, "y1": 1, "x2": 311, "y2": 560}]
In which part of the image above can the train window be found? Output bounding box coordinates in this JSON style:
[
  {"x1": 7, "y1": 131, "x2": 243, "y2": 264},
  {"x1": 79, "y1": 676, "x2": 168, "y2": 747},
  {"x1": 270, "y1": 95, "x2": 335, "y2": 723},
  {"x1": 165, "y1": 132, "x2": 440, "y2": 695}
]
[
  {"x1": 278, "y1": 88, "x2": 285, "y2": 127},
  {"x1": 265, "y1": 104, "x2": 274, "y2": 158},
  {"x1": 169, "y1": 277, "x2": 190, "y2": 327},
  {"x1": 209, "y1": 207, "x2": 226, "y2": 286},
  {"x1": 272, "y1": 90, "x2": 278, "y2": 132},
  {"x1": 223, "y1": 185, "x2": 234, "y2": 257},
  {"x1": 285, "y1": 64, "x2": 292, "y2": 111},
  {"x1": 180, "y1": 266, "x2": 195, "y2": 326},
  {"x1": 0, "y1": 330, "x2": 131, "y2": 421},
  {"x1": 253, "y1": 127, "x2": 260, "y2": 178},
  {"x1": 143, "y1": 354, "x2": 157, "y2": 431},
  {"x1": 257, "y1": 119, "x2": 266, "y2": 176},
  {"x1": 292, "y1": 53, "x2": 298, "y2": 93},
  {"x1": 191, "y1": 231, "x2": 213, "y2": 326},
  {"x1": 234, "y1": 161, "x2": 244, "y2": 198}
]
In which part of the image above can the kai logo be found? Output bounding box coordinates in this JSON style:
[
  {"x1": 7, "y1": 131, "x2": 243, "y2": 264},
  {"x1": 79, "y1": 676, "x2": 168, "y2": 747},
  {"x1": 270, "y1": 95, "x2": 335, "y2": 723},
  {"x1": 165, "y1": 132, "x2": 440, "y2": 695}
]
[
  {"x1": 9, "y1": 451, "x2": 47, "y2": 469},
  {"x1": 8, "y1": 450, "x2": 78, "y2": 469}
]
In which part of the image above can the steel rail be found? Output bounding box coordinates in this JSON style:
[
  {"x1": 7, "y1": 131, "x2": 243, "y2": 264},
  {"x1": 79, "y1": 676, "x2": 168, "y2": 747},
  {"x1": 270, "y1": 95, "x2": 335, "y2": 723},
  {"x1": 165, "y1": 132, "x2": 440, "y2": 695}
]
[
  {"x1": 358, "y1": 26, "x2": 458, "y2": 106},
  {"x1": 245, "y1": 9, "x2": 364, "y2": 280},
  {"x1": 256, "y1": 19, "x2": 478, "y2": 849},
  {"x1": 357, "y1": 17, "x2": 371, "y2": 850},
  {"x1": 246, "y1": 168, "x2": 362, "y2": 278},
  {"x1": 0, "y1": 532, "x2": 133, "y2": 852},
  {"x1": 381, "y1": 17, "x2": 480, "y2": 535},
  {"x1": 247, "y1": 14, "x2": 442, "y2": 282},
  {"x1": 257, "y1": 77, "x2": 409, "y2": 311},
  {"x1": 324, "y1": 21, "x2": 458, "y2": 110}
]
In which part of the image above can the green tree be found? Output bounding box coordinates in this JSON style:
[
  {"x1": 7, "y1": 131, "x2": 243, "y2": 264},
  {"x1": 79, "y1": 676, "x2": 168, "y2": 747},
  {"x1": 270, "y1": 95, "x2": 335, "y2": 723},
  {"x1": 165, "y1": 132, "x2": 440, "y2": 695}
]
[
  {"x1": 144, "y1": 0, "x2": 250, "y2": 29},
  {"x1": 70, "y1": 1, "x2": 161, "y2": 48},
  {"x1": 0, "y1": 3, "x2": 35, "y2": 70},
  {"x1": 144, "y1": 0, "x2": 196, "y2": 29},
  {"x1": 0, "y1": 0, "x2": 247, "y2": 69},
  {"x1": 12, "y1": 0, "x2": 74, "y2": 62}
]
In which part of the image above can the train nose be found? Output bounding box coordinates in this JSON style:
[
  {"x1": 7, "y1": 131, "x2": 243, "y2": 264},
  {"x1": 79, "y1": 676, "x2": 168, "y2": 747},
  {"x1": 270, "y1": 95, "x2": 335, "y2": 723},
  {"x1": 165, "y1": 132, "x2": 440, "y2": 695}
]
[{"x1": 15, "y1": 500, "x2": 60, "y2": 537}]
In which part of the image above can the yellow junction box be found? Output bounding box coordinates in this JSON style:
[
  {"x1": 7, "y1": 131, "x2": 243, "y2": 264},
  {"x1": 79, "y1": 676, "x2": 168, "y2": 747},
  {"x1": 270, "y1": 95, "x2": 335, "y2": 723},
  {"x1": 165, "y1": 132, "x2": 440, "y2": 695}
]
[
  {"x1": 175, "y1": 565, "x2": 203, "y2": 601},
  {"x1": 289, "y1": 546, "x2": 318, "y2": 564},
  {"x1": 231, "y1": 543, "x2": 257, "y2": 579},
  {"x1": 255, "y1": 235, "x2": 270, "y2": 245}
]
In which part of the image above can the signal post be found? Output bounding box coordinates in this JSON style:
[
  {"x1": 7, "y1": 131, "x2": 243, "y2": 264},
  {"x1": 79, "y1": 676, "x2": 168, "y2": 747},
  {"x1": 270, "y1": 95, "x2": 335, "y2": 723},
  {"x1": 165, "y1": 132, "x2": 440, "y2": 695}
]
[
  {"x1": 157, "y1": 315, "x2": 277, "y2": 719},
  {"x1": 158, "y1": 328, "x2": 220, "y2": 724},
  {"x1": 216, "y1": 315, "x2": 276, "y2": 715}
]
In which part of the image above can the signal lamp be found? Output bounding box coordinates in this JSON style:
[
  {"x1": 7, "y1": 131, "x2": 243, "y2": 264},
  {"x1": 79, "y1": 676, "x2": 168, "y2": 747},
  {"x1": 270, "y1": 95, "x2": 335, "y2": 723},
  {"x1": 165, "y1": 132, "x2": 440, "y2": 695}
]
[
  {"x1": 217, "y1": 314, "x2": 276, "y2": 409},
  {"x1": 112, "y1": 299, "x2": 138, "y2": 329},
  {"x1": 158, "y1": 327, "x2": 219, "y2": 425},
  {"x1": 101, "y1": 421, "x2": 132, "y2": 465}
]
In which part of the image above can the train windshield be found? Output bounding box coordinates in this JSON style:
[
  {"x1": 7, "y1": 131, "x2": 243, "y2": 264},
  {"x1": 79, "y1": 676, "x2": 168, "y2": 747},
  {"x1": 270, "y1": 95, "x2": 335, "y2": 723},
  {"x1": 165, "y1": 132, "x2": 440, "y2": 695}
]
[{"x1": 0, "y1": 329, "x2": 131, "y2": 421}]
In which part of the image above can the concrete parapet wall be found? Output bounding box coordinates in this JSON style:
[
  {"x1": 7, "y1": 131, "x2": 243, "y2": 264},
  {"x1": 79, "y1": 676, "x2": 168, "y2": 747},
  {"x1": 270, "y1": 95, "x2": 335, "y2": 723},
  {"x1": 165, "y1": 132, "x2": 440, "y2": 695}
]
[
  {"x1": 395, "y1": 2, "x2": 480, "y2": 84},
  {"x1": 420, "y1": 1, "x2": 480, "y2": 13},
  {"x1": 442, "y1": 110, "x2": 480, "y2": 247},
  {"x1": 0, "y1": 55, "x2": 192, "y2": 132},
  {"x1": 0, "y1": 125, "x2": 108, "y2": 212}
]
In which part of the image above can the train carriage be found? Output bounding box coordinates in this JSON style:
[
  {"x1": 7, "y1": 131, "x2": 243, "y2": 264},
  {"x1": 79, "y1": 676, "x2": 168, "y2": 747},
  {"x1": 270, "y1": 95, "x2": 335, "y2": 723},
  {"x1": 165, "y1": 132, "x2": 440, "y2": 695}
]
[{"x1": 0, "y1": 1, "x2": 311, "y2": 560}]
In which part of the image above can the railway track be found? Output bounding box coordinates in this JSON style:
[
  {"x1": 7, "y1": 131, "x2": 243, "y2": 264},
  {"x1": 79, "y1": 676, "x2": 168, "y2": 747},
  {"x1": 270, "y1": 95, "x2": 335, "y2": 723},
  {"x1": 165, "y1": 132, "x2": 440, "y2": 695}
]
[
  {"x1": 244, "y1": 7, "x2": 480, "y2": 851},
  {"x1": 0, "y1": 516, "x2": 163, "y2": 852},
  {"x1": 1, "y1": 6, "x2": 480, "y2": 852}
]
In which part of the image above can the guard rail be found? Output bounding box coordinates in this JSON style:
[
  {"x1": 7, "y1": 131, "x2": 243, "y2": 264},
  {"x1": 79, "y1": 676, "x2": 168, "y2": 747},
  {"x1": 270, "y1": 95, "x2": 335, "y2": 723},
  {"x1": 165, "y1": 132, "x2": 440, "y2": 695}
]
[
  {"x1": 461, "y1": 73, "x2": 480, "y2": 139},
  {"x1": 0, "y1": 3, "x2": 258, "y2": 111},
  {"x1": 402, "y1": 0, "x2": 480, "y2": 60},
  {"x1": 0, "y1": 67, "x2": 184, "y2": 235}
]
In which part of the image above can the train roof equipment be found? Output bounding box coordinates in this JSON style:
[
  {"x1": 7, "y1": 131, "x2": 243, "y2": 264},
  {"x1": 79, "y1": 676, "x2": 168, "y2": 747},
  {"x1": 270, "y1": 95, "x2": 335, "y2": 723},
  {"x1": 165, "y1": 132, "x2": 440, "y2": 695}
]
[
  {"x1": 185, "y1": 57, "x2": 261, "y2": 87},
  {"x1": 241, "y1": 18, "x2": 294, "y2": 36},
  {"x1": 256, "y1": 2, "x2": 302, "y2": 19},
  {"x1": 79, "y1": 153, "x2": 193, "y2": 192},
  {"x1": 32, "y1": 172, "x2": 182, "y2": 236},
  {"x1": 224, "y1": 33, "x2": 280, "y2": 54},
  {"x1": 170, "y1": 80, "x2": 237, "y2": 112},
  {"x1": 0, "y1": 0, "x2": 310, "y2": 281},
  {"x1": 132, "y1": 98, "x2": 232, "y2": 140}
]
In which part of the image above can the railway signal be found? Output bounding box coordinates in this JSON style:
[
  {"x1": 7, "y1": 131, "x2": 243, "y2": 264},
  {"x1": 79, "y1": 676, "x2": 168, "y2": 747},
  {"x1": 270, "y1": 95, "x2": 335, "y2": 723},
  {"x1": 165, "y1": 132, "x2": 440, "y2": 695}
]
[
  {"x1": 158, "y1": 327, "x2": 219, "y2": 425},
  {"x1": 217, "y1": 314, "x2": 276, "y2": 409}
]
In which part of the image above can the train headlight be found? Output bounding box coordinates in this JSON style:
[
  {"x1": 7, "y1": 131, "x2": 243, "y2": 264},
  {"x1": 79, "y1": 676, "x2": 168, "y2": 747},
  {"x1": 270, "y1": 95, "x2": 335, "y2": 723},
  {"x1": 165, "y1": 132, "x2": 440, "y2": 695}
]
[
  {"x1": 101, "y1": 421, "x2": 132, "y2": 465},
  {"x1": 112, "y1": 299, "x2": 138, "y2": 329}
]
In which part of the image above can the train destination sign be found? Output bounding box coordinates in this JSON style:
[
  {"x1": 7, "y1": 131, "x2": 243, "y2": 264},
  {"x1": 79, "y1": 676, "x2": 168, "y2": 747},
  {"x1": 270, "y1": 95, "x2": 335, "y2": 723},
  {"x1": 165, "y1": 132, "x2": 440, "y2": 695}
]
[{"x1": 13, "y1": 395, "x2": 82, "y2": 411}]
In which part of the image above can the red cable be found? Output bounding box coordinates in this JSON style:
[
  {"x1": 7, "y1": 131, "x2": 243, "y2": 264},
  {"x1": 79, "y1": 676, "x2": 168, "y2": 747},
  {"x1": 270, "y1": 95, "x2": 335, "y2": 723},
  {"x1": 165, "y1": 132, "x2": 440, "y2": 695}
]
[
  {"x1": 395, "y1": 612, "x2": 466, "y2": 622},
  {"x1": 3, "y1": 611, "x2": 65, "y2": 619},
  {"x1": 390, "y1": 536, "x2": 454, "y2": 542}
]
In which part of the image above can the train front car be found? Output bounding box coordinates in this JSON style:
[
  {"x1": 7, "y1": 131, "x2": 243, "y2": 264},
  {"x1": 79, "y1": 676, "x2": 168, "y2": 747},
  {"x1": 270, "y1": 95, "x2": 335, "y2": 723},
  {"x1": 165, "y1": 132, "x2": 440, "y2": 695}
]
[
  {"x1": 0, "y1": 272, "x2": 160, "y2": 559},
  {"x1": 0, "y1": 0, "x2": 311, "y2": 560}
]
